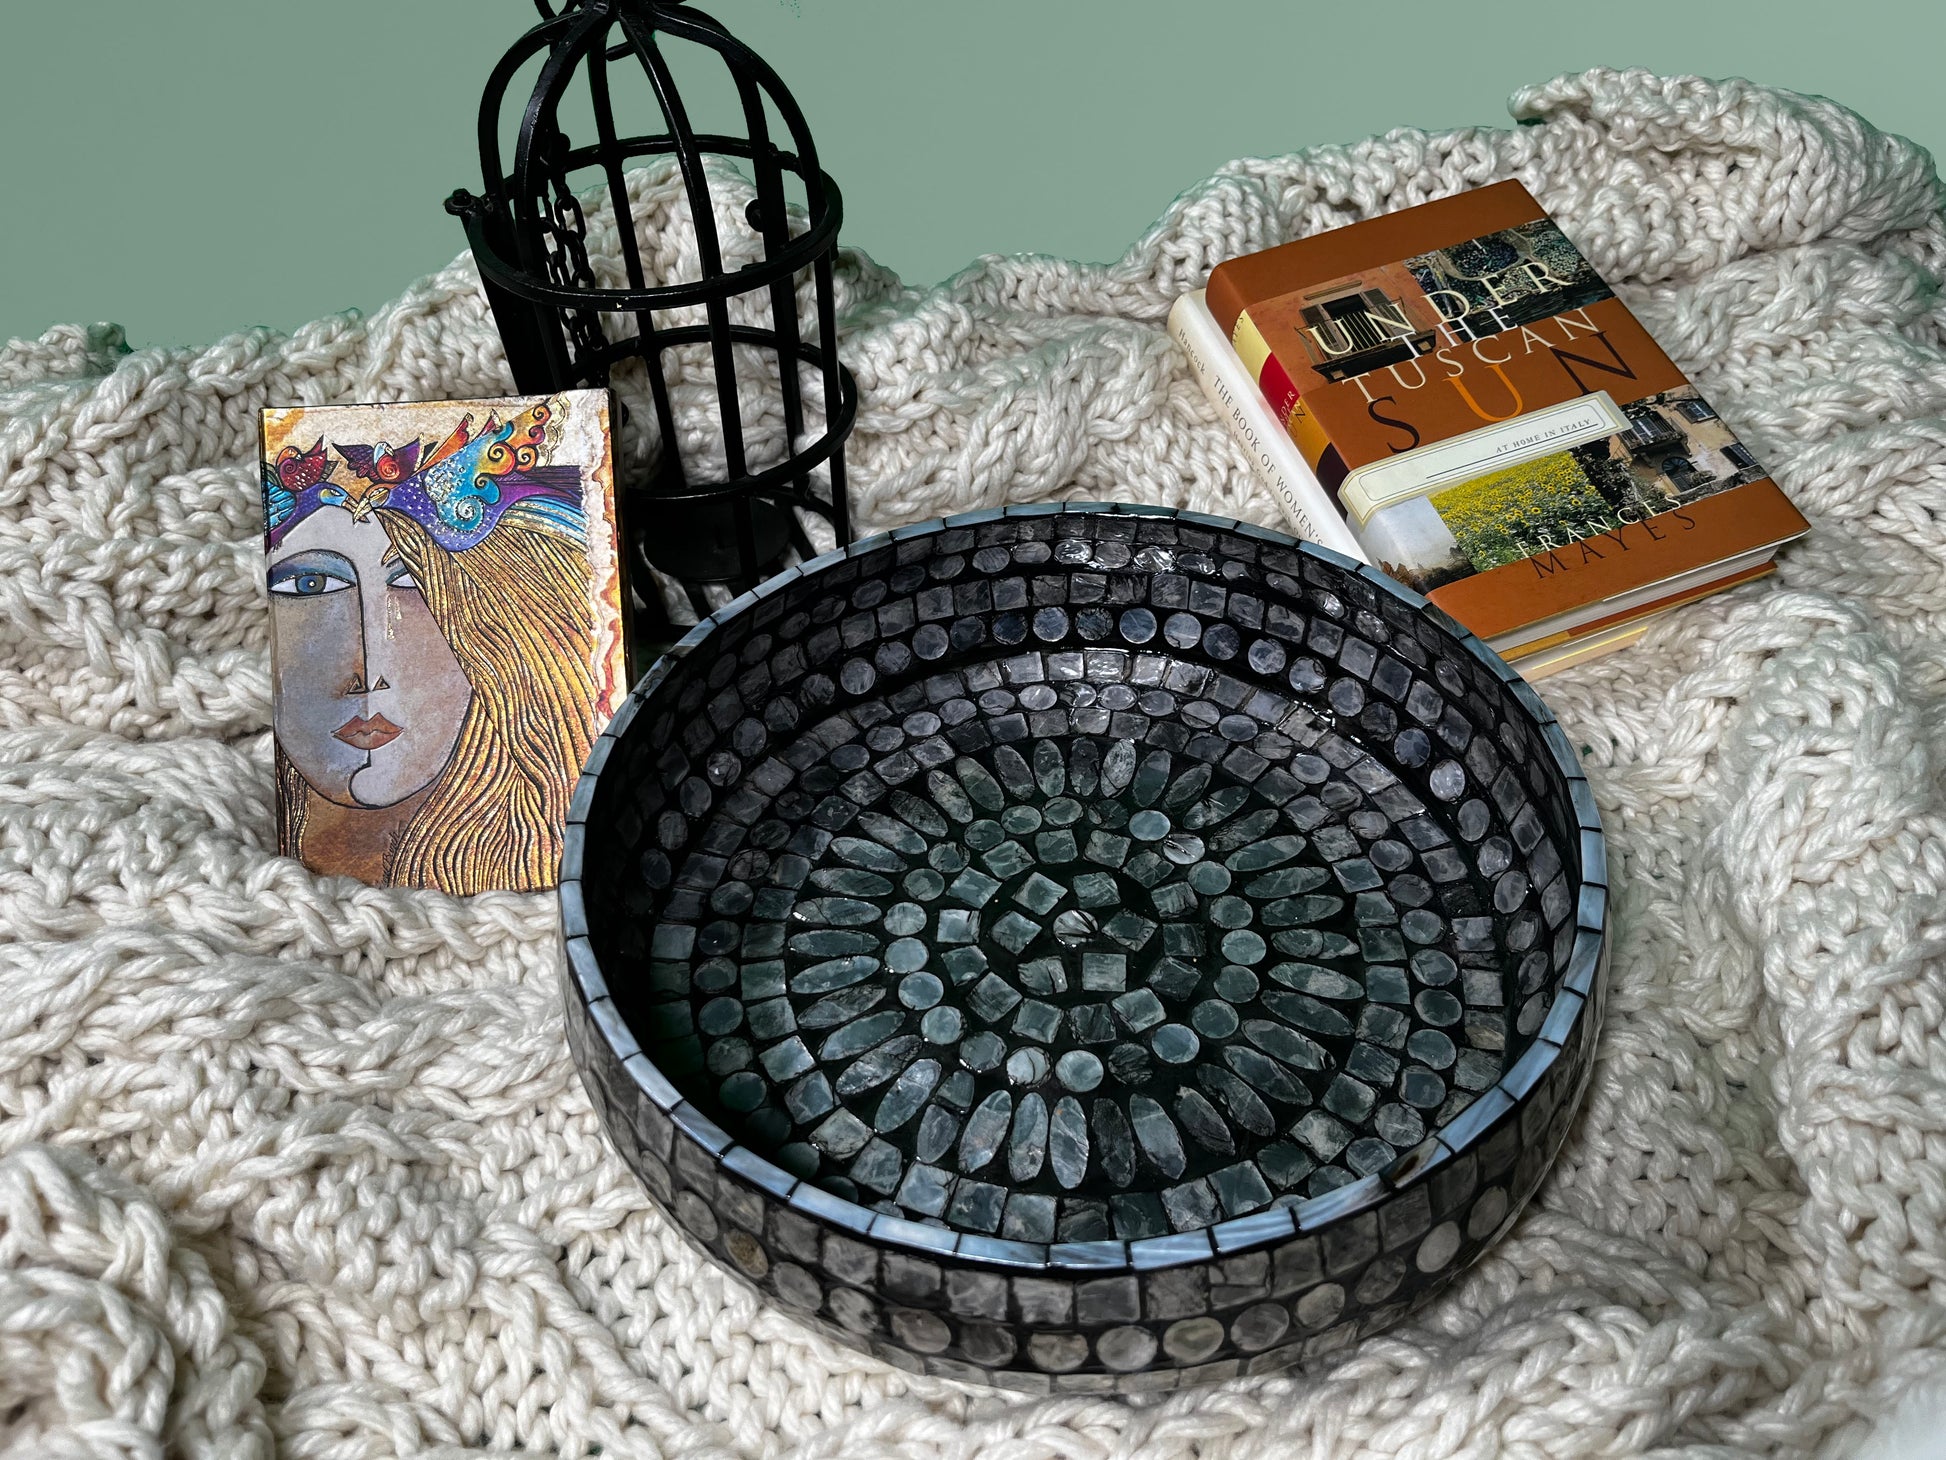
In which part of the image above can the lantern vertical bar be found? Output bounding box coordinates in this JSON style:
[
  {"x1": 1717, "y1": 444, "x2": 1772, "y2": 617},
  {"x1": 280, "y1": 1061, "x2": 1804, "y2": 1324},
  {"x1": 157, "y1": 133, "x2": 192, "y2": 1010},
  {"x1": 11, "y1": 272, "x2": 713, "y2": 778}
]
[
  {"x1": 587, "y1": 31, "x2": 685, "y2": 484},
  {"x1": 675, "y1": 7, "x2": 843, "y2": 551},
  {"x1": 514, "y1": 10, "x2": 608, "y2": 392},
  {"x1": 585, "y1": 27, "x2": 645, "y2": 293},
  {"x1": 465, "y1": 20, "x2": 577, "y2": 394},
  {"x1": 728, "y1": 75, "x2": 807, "y2": 448},
  {"x1": 725, "y1": 75, "x2": 802, "y2": 587},
  {"x1": 678, "y1": 10, "x2": 816, "y2": 482},
  {"x1": 813, "y1": 252, "x2": 852, "y2": 545},
  {"x1": 619, "y1": 15, "x2": 750, "y2": 485}
]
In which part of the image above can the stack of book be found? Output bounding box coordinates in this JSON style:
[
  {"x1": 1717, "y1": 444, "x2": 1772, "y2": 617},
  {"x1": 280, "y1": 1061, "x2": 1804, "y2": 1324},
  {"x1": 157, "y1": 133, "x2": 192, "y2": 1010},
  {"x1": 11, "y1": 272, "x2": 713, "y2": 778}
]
[{"x1": 1171, "y1": 180, "x2": 1806, "y2": 676}]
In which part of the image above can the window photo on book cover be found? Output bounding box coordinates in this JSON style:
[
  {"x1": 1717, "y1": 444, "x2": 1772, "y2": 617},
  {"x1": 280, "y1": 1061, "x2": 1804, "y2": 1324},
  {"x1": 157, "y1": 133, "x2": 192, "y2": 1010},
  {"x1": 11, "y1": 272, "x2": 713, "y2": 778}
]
[{"x1": 259, "y1": 392, "x2": 627, "y2": 894}]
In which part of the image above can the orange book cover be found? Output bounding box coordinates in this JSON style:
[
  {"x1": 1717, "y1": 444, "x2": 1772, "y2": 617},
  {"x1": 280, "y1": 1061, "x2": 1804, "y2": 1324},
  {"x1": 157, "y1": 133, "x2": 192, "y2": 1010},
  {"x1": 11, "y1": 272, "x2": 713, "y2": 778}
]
[{"x1": 1205, "y1": 181, "x2": 1807, "y2": 642}]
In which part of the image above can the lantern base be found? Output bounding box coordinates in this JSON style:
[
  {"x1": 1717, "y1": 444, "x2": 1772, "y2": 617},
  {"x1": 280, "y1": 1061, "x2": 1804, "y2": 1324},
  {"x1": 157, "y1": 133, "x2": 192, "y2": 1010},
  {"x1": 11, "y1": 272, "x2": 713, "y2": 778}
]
[{"x1": 630, "y1": 489, "x2": 797, "y2": 589}]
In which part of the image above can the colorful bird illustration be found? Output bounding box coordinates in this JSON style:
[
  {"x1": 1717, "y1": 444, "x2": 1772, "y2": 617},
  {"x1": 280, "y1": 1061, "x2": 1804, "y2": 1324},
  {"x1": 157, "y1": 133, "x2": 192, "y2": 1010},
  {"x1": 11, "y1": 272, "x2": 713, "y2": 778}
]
[
  {"x1": 316, "y1": 478, "x2": 393, "y2": 524},
  {"x1": 263, "y1": 439, "x2": 329, "y2": 534},
  {"x1": 315, "y1": 396, "x2": 586, "y2": 551},
  {"x1": 335, "y1": 439, "x2": 423, "y2": 486},
  {"x1": 419, "y1": 413, "x2": 477, "y2": 473},
  {"x1": 275, "y1": 439, "x2": 330, "y2": 491},
  {"x1": 411, "y1": 398, "x2": 583, "y2": 540}
]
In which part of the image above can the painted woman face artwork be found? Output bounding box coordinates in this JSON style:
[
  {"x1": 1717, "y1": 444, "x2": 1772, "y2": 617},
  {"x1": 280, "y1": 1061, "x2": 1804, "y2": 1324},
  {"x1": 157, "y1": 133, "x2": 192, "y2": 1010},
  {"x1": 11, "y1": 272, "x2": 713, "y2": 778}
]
[{"x1": 260, "y1": 392, "x2": 627, "y2": 894}]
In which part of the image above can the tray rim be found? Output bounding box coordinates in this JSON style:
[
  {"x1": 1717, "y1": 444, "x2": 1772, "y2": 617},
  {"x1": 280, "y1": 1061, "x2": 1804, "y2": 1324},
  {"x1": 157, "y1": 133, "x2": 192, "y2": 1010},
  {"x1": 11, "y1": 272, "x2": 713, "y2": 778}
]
[{"x1": 561, "y1": 500, "x2": 1607, "y2": 1275}]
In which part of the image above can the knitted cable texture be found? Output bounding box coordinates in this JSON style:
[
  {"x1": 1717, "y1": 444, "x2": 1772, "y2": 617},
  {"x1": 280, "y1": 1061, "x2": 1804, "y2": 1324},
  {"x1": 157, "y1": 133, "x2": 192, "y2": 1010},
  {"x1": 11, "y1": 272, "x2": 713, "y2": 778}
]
[{"x1": 2, "y1": 68, "x2": 1944, "y2": 1460}]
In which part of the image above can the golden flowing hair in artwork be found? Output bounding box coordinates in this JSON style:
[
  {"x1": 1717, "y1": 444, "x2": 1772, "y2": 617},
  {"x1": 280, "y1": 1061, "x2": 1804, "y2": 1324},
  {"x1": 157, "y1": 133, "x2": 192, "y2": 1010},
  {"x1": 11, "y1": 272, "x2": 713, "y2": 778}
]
[
  {"x1": 275, "y1": 741, "x2": 310, "y2": 860},
  {"x1": 367, "y1": 508, "x2": 599, "y2": 893}
]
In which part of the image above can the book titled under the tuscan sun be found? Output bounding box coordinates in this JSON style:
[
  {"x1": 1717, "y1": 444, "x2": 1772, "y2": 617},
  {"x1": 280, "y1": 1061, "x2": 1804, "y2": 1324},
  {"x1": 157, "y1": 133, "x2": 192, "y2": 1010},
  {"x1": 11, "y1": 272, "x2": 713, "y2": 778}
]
[
  {"x1": 259, "y1": 392, "x2": 627, "y2": 894},
  {"x1": 1171, "y1": 180, "x2": 1809, "y2": 671}
]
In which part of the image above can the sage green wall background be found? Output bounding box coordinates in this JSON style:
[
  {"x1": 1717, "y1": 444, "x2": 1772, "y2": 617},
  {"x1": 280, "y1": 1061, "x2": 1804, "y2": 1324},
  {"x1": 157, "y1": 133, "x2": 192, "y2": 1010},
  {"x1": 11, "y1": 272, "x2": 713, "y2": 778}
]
[{"x1": 0, "y1": 1, "x2": 1935, "y2": 351}]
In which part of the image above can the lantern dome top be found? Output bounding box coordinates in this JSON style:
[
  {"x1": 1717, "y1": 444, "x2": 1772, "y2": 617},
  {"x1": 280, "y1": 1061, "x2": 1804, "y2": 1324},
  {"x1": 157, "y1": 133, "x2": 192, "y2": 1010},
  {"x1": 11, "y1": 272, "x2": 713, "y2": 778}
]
[{"x1": 450, "y1": 0, "x2": 843, "y2": 316}]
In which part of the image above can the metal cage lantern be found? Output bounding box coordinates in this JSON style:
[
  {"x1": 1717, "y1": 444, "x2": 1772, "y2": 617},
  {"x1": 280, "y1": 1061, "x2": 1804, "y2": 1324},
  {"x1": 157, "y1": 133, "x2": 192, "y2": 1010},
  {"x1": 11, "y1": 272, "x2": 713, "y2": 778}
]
[{"x1": 447, "y1": 0, "x2": 855, "y2": 642}]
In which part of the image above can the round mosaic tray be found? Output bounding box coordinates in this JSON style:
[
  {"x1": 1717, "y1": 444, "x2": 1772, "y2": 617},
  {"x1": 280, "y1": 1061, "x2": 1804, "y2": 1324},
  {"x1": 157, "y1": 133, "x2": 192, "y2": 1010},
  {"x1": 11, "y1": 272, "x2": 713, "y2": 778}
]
[{"x1": 560, "y1": 503, "x2": 1608, "y2": 1391}]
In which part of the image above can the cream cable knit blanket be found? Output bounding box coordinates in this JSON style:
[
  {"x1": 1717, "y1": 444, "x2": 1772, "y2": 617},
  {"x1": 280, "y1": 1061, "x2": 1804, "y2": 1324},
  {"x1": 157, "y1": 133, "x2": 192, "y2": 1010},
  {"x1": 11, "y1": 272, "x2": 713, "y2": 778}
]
[{"x1": 3, "y1": 68, "x2": 1944, "y2": 1460}]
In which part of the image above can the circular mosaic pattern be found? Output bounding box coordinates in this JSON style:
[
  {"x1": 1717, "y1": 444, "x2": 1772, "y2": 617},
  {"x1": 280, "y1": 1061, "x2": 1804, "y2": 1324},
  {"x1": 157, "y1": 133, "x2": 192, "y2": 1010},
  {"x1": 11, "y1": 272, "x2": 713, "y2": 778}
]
[
  {"x1": 564, "y1": 504, "x2": 1606, "y2": 1390},
  {"x1": 672, "y1": 694, "x2": 1511, "y2": 1244}
]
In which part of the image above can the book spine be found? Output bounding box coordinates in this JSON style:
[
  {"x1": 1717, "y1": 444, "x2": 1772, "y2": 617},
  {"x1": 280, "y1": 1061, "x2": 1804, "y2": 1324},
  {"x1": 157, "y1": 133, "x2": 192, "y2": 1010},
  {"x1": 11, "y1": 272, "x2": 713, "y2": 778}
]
[
  {"x1": 1229, "y1": 308, "x2": 1345, "y2": 492},
  {"x1": 1203, "y1": 262, "x2": 1249, "y2": 342},
  {"x1": 1167, "y1": 292, "x2": 1368, "y2": 563}
]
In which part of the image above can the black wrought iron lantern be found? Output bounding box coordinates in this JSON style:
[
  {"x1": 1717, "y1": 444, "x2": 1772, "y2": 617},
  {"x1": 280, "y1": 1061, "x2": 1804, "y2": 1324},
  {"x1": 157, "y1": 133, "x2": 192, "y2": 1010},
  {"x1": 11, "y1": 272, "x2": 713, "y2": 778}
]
[{"x1": 448, "y1": 0, "x2": 855, "y2": 645}]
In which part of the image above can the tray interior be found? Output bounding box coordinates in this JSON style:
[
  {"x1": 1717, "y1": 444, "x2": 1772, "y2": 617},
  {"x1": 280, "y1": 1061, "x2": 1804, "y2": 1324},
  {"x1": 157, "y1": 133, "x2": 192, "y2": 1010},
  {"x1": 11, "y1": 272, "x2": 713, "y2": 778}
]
[{"x1": 584, "y1": 511, "x2": 1582, "y2": 1248}]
